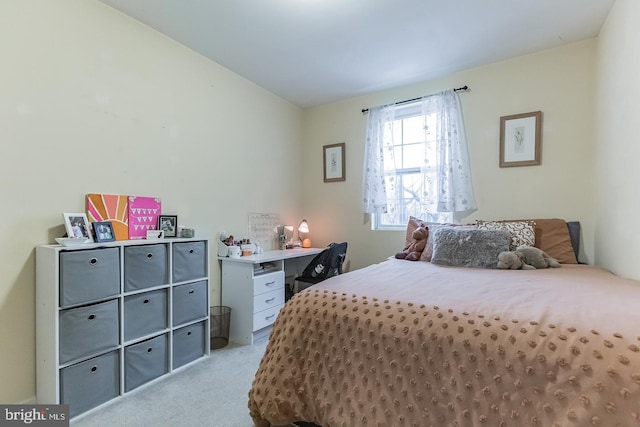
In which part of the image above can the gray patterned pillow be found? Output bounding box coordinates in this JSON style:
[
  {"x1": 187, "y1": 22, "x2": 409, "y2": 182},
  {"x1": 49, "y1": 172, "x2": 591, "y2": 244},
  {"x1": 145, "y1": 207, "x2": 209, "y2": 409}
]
[
  {"x1": 476, "y1": 220, "x2": 536, "y2": 251},
  {"x1": 431, "y1": 228, "x2": 511, "y2": 269}
]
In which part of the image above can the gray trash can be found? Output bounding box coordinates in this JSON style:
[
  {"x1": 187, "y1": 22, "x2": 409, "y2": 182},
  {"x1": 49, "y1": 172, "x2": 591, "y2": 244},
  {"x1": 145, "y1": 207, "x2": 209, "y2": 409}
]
[{"x1": 210, "y1": 306, "x2": 231, "y2": 349}]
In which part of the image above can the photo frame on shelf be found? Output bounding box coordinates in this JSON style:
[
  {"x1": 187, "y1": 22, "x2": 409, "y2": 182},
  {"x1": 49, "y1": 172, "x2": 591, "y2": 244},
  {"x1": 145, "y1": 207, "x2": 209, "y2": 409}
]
[
  {"x1": 158, "y1": 215, "x2": 178, "y2": 238},
  {"x1": 323, "y1": 142, "x2": 345, "y2": 182},
  {"x1": 62, "y1": 213, "x2": 94, "y2": 242},
  {"x1": 500, "y1": 111, "x2": 542, "y2": 167},
  {"x1": 92, "y1": 221, "x2": 116, "y2": 243}
]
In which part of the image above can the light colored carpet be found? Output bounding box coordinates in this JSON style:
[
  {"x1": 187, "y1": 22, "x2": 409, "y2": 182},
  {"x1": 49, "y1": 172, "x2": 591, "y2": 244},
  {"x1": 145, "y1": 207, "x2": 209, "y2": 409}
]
[{"x1": 71, "y1": 338, "x2": 271, "y2": 427}]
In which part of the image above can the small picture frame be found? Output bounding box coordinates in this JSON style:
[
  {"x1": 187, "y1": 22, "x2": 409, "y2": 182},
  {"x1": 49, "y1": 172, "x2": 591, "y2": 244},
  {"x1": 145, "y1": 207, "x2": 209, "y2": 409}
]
[
  {"x1": 500, "y1": 111, "x2": 542, "y2": 167},
  {"x1": 323, "y1": 142, "x2": 346, "y2": 182},
  {"x1": 63, "y1": 213, "x2": 94, "y2": 242},
  {"x1": 92, "y1": 221, "x2": 116, "y2": 243},
  {"x1": 158, "y1": 215, "x2": 178, "y2": 237}
]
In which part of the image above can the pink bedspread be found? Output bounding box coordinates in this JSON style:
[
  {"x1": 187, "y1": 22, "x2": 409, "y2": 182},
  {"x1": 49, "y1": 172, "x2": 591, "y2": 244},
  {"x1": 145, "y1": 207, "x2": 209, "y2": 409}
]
[{"x1": 249, "y1": 259, "x2": 640, "y2": 426}]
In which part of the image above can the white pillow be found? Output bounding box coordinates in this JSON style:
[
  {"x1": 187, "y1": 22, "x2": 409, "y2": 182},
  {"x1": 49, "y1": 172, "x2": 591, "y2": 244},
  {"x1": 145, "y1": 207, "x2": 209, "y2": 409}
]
[{"x1": 476, "y1": 220, "x2": 535, "y2": 251}]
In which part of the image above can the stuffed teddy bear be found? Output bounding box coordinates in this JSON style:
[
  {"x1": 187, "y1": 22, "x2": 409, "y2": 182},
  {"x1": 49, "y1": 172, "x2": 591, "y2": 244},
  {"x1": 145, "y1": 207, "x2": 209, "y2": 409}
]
[
  {"x1": 395, "y1": 227, "x2": 428, "y2": 261},
  {"x1": 497, "y1": 245, "x2": 561, "y2": 270}
]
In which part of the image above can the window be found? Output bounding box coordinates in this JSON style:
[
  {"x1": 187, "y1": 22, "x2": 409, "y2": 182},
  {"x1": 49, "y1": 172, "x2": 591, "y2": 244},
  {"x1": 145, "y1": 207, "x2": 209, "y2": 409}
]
[
  {"x1": 362, "y1": 90, "x2": 476, "y2": 230},
  {"x1": 373, "y1": 102, "x2": 451, "y2": 230}
]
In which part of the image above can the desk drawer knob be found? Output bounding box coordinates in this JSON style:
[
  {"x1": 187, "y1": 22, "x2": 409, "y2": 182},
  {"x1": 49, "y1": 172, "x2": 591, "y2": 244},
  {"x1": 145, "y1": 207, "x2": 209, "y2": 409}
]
[
  {"x1": 265, "y1": 314, "x2": 276, "y2": 321},
  {"x1": 265, "y1": 281, "x2": 276, "y2": 287},
  {"x1": 265, "y1": 297, "x2": 275, "y2": 304}
]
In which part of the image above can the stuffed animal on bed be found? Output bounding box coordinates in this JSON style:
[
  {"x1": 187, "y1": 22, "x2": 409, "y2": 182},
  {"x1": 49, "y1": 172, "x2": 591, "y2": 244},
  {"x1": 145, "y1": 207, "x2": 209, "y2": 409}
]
[
  {"x1": 497, "y1": 245, "x2": 561, "y2": 270},
  {"x1": 395, "y1": 227, "x2": 428, "y2": 261}
]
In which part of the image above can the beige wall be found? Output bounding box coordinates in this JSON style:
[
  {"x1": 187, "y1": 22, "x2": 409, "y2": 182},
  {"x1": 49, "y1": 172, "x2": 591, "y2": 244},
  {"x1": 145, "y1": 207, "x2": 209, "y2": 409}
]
[
  {"x1": 594, "y1": 0, "x2": 640, "y2": 278},
  {"x1": 302, "y1": 40, "x2": 597, "y2": 272},
  {"x1": 1, "y1": 0, "x2": 624, "y2": 406},
  {"x1": 0, "y1": 1, "x2": 303, "y2": 403}
]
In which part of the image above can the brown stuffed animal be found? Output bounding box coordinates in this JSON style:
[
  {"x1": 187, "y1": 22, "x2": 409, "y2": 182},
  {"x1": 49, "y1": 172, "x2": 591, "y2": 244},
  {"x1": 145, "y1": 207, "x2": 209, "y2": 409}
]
[{"x1": 395, "y1": 227, "x2": 428, "y2": 261}]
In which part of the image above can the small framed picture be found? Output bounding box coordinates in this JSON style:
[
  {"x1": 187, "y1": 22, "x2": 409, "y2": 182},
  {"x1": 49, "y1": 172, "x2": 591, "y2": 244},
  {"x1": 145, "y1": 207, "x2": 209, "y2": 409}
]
[
  {"x1": 92, "y1": 221, "x2": 116, "y2": 243},
  {"x1": 500, "y1": 111, "x2": 542, "y2": 167},
  {"x1": 323, "y1": 142, "x2": 346, "y2": 182},
  {"x1": 158, "y1": 215, "x2": 178, "y2": 237},
  {"x1": 63, "y1": 213, "x2": 94, "y2": 242}
]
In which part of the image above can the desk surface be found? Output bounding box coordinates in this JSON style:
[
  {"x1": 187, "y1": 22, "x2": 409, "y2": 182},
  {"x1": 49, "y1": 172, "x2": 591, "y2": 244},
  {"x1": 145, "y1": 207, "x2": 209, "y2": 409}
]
[{"x1": 217, "y1": 247, "x2": 323, "y2": 264}]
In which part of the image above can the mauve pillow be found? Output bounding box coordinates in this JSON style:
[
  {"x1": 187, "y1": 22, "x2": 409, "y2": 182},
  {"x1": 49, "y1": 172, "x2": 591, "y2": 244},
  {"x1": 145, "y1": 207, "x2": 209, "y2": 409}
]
[{"x1": 403, "y1": 216, "x2": 429, "y2": 248}]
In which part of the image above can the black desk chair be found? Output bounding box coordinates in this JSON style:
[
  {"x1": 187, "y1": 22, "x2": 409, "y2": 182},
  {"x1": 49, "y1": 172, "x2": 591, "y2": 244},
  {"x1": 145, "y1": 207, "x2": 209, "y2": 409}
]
[{"x1": 288, "y1": 242, "x2": 348, "y2": 298}]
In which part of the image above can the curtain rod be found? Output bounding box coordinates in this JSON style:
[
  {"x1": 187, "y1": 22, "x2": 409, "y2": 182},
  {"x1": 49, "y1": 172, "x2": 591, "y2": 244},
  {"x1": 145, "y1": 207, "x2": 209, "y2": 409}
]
[{"x1": 361, "y1": 85, "x2": 469, "y2": 114}]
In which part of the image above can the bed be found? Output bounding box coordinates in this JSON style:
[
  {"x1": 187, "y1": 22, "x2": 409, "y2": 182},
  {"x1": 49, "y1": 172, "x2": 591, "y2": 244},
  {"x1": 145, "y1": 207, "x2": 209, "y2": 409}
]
[{"x1": 248, "y1": 219, "x2": 640, "y2": 427}]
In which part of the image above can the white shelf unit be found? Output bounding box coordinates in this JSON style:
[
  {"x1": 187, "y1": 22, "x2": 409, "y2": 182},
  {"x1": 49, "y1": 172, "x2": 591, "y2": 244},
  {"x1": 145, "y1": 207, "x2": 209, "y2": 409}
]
[{"x1": 35, "y1": 238, "x2": 210, "y2": 419}]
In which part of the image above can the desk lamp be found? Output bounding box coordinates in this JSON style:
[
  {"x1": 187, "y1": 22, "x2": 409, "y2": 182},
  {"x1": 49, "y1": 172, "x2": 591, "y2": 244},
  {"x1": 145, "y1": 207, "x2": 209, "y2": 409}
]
[{"x1": 298, "y1": 219, "x2": 311, "y2": 248}]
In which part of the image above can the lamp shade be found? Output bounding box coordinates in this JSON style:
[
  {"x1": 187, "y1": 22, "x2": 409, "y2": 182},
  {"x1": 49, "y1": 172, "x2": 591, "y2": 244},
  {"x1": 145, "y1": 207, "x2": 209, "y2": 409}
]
[
  {"x1": 298, "y1": 220, "x2": 309, "y2": 234},
  {"x1": 298, "y1": 219, "x2": 311, "y2": 247}
]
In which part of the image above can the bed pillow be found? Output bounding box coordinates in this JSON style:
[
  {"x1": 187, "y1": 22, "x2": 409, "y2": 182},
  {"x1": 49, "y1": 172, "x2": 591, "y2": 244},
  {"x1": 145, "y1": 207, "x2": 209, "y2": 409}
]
[
  {"x1": 529, "y1": 218, "x2": 578, "y2": 264},
  {"x1": 401, "y1": 217, "x2": 431, "y2": 261},
  {"x1": 403, "y1": 216, "x2": 429, "y2": 248},
  {"x1": 476, "y1": 220, "x2": 536, "y2": 251},
  {"x1": 422, "y1": 223, "x2": 472, "y2": 261},
  {"x1": 430, "y1": 228, "x2": 511, "y2": 269}
]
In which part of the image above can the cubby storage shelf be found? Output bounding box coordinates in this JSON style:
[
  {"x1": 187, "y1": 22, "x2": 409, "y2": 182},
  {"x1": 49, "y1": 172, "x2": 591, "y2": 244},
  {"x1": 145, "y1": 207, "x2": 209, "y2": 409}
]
[{"x1": 36, "y1": 238, "x2": 210, "y2": 419}]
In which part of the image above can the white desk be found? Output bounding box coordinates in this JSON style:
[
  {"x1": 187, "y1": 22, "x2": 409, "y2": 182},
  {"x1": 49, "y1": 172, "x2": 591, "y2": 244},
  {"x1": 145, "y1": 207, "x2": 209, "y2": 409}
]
[{"x1": 218, "y1": 248, "x2": 323, "y2": 344}]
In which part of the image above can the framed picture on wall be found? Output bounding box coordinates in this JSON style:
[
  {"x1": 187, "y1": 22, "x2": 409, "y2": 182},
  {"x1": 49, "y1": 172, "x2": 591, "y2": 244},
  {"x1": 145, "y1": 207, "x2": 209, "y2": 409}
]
[
  {"x1": 499, "y1": 111, "x2": 542, "y2": 167},
  {"x1": 158, "y1": 215, "x2": 178, "y2": 237},
  {"x1": 323, "y1": 142, "x2": 346, "y2": 182},
  {"x1": 63, "y1": 213, "x2": 94, "y2": 242}
]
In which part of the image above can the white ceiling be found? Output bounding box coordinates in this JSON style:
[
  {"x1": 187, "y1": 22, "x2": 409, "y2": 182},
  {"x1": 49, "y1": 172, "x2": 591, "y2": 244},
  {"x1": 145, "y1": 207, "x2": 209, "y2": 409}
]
[{"x1": 97, "y1": 0, "x2": 615, "y2": 109}]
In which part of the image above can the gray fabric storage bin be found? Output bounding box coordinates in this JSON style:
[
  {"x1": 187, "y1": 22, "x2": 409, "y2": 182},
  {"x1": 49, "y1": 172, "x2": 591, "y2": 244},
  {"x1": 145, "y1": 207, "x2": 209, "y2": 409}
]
[
  {"x1": 124, "y1": 244, "x2": 169, "y2": 291},
  {"x1": 172, "y1": 321, "x2": 205, "y2": 369},
  {"x1": 60, "y1": 350, "x2": 119, "y2": 418},
  {"x1": 59, "y1": 248, "x2": 120, "y2": 308},
  {"x1": 59, "y1": 299, "x2": 119, "y2": 364},
  {"x1": 124, "y1": 334, "x2": 168, "y2": 392},
  {"x1": 172, "y1": 280, "x2": 208, "y2": 326},
  {"x1": 124, "y1": 289, "x2": 168, "y2": 342},
  {"x1": 172, "y1": 241, "x2": 206, "y2": 283}
]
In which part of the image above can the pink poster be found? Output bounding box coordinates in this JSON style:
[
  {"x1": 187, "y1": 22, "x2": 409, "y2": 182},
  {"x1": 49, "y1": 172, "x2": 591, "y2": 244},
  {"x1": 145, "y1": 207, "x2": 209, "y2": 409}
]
[{"x1": 128, "y1": 196, "x2": 162, "y2": 240}]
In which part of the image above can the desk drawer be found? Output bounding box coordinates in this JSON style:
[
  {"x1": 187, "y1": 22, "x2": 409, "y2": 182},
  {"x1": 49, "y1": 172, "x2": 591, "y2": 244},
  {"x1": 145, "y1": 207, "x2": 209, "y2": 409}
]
[
  {"x1": 253, "y1": 305, "x2": 282, "y2": 331},
  {"x1": 253, "y1": 288, "x2": 284, "y2": 314},
  {"x1": 253, "y1": 271, "x2": 284, "y2": 296}
]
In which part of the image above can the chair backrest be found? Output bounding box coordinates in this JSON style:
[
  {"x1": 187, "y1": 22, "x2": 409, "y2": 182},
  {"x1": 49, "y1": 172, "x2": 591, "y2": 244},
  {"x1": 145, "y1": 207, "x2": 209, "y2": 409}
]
[{"x1": 299, "y1": 242, "x2": 348, "y2": 282}]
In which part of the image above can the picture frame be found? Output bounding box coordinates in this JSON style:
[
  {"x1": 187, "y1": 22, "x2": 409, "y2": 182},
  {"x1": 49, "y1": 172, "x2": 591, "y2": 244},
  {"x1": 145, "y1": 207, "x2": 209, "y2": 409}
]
[
  {"x1": 63, "y1": 213, "x2": 94, "y2": 242},
  {"x1": 158, "y1": 215, "x2": 178, "y2": 237},
  {"x1": 499, "y1": 111, "x2": 542, "y2": 167},
  {"x1": 323, "y1": 142, "x2": 346, "y2": 182},
  {"x1": 92, "y1": 221, "x2": 116, "y2": 243}
]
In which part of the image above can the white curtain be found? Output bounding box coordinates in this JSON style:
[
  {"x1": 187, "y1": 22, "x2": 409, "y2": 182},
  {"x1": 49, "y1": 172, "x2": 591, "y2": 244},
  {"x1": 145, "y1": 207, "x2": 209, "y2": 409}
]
[
  {"x1": 361, "y1": 103, "x2": 396, "y2": 214},
  {"x1": 361, "y1": 89, "x2": 477, "y2": 215}
]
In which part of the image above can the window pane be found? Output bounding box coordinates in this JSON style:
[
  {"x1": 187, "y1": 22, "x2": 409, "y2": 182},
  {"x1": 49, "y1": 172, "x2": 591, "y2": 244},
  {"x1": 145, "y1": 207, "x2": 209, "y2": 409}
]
[
  {"x1": 401, "y1": 143, "x2": 424, "y2": 169},
  {"x1": 402, "y1": 116, "x2": 425, "y2": 144},
  {"x1": 372, "y1": 102, "x2": 452, "y2": 229}
]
